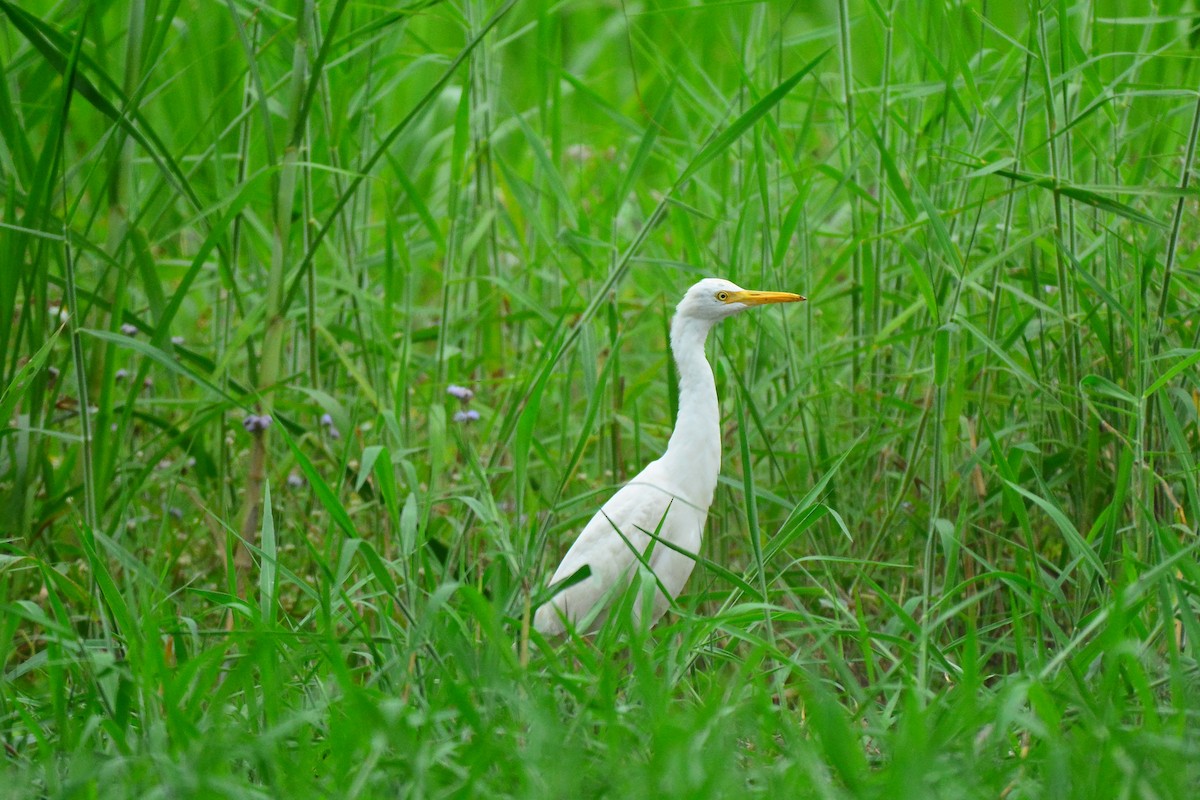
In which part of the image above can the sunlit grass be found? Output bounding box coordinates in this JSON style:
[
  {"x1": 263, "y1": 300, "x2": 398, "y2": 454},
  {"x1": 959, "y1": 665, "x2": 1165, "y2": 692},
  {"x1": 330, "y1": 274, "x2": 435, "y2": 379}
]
[{"x1": 2, "y1": 0, "x2": 1200, "y2": 797}]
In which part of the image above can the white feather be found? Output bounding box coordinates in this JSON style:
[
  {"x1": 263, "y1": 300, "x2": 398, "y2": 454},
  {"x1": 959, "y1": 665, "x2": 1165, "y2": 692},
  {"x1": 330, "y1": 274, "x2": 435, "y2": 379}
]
[{"x1": 534, "y1": 278, "x2": 802, "y2": 635}]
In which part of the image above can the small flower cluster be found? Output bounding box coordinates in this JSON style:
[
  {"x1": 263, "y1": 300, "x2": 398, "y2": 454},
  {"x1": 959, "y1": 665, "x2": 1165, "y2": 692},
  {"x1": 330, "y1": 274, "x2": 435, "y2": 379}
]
[
  {"x1": 242, "y1": 413, "x2": 273, "y2": 433},
  {"x1": 118, "y1": 323, "x2": 184, "y2": 345},
  {"x1": 114, "y1": 368, "x2": 153, "y2": 390},
  {"x1": 320, "y1": 412, "x2": 341, "y2": 439},
  {"x1": 448, "y1": 384, "x2": 479, "y2": 423}
]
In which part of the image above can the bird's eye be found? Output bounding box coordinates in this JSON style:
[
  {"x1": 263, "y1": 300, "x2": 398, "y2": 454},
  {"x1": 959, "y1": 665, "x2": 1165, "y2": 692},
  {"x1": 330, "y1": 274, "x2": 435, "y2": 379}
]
[{"x1": 716, "y1": 291, "x2": 729, "y2": 301}]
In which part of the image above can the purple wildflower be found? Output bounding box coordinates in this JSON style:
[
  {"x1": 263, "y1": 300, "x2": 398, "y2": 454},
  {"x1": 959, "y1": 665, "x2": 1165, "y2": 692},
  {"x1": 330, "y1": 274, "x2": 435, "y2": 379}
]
[
  {"x1": 453, "y1": 409, "x2": 481, "y2": 423},
  {"x1": 447, "y1": 385, "x2": 474, "y2": 402},
  {"x1": 287, "y1": 472, "x2": 305, "y2": 489},
  {"x1": 120, "y1": 323, "x2": 138, "y2": 336},
  {"x1": 242, "y1": 413, "x2": 273, "y2": 433},
  {"x1": 115, "y1": 369, "x2": 129, "y2": 381},
  {"x1": 320, "y1": 413, "x2": 334, "y2": 428}
]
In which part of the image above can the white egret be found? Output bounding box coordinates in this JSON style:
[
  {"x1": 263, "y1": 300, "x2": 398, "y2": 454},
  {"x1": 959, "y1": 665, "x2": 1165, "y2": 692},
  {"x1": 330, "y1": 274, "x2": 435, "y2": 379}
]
[{"x1": 534, "y1": 278, "x2": 804, "y2": 636}]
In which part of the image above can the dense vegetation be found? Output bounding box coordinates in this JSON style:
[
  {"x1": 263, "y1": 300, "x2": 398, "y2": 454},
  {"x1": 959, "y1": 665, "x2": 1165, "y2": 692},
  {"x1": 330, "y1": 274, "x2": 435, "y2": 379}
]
[{"x1": 2, "y1": 0, "x2": 1199, "y2": 796}]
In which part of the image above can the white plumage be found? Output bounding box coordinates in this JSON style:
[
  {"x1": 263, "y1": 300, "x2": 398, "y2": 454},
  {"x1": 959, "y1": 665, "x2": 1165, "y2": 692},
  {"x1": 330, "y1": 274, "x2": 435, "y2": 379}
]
[{"x1": 534, "y1": 278, "x2": 804, "y2": 636}]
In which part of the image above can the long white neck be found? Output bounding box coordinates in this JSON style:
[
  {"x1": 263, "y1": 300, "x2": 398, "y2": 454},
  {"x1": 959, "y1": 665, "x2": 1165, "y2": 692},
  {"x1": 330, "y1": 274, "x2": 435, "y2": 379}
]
[{"x1": 659, "y1": 314, "x2": 721, "y2": 507}]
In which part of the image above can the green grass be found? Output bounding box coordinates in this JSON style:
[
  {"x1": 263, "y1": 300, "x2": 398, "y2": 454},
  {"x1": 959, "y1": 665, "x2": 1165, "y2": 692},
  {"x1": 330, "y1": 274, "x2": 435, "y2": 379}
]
[{"x1": 3, "y1": 0, "x2": 1200, "y2": 796}]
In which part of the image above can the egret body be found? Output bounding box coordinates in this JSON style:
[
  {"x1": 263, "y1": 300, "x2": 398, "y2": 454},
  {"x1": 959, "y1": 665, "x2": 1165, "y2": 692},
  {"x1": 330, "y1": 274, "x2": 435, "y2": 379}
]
[{"x1": 534, "y1": 278, "x2": 804, "y2": 635}]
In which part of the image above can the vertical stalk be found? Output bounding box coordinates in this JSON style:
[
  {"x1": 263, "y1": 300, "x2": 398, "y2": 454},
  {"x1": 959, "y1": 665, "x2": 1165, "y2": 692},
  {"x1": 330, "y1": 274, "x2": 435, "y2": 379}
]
[
  {"x1": 318, "y1": 6, "x2": 370, "y2": 396},
  {"x1": 872, "y1": 1, "x2": 893, "y2": 348},
  {"x1": 57, "y1": 10, "x2": 94, "y2": 533},
  {"x1": 56, "y1": 5, "x2": 118, "y2": 661},
  {"x1": 837, "y1": 0, "x2": 861, "y2": 385},
  {"x1": 235, "y1": 0, "x2": 311, "y2": 596},
  {"x1": 63, "y1": 216, "x2": 95, "y2": 533},
  {"x1": 92, "y1": 0, "x2": 144, "y2": 506},
  {"x1": 1163, "y1": 89, "x2": 1200, "y2": 343},
  {"x1": 1148, "y1": 76, "x2": 1200, "y2": 553},
  {"x1": 304, "y1": 111, "x2": 318, "y2": 391},
  {"x1": 986, "y1": 45, "x2": 1033, "y2": 346},
  {"x1": 1057, "y1": 0, "x2": 1077, "y2": 257},
  {"x1": 471, "y1": 0, "x2": 501, "y2": 372},
  {"x1": 220, "y1": 17, "x2": 259, "y2": 525},
  {"x1": 1036, "y1": 9, "x2": 1080, "y2": 444}
]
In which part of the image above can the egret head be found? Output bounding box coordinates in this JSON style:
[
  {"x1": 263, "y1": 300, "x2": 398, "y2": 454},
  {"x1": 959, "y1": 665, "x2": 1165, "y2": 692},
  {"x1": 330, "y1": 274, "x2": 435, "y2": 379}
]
[{"x1": 676, "y1": 278, "x2": 805, "y2": 323}]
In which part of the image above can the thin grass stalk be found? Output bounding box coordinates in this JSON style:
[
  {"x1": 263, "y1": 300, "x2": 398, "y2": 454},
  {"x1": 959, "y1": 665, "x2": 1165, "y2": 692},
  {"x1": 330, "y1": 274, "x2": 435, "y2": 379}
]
[
  {"x1": 837, "y1": 0, "x2": 862, "y2": 386},
  {"x1": 472, "y1": 0, "x2": 502, "y2": 373},
  {"x1": 540, "y1": 4, "x2": 562, "y2": 319},
  {"x1": 985, "y1": 37, "x2": 1033, "y2": 347},
  {"x1": 91, "y1": 0, "x2": 145, "y2": 507},
  {"x1": 920, "y1": 380, "x2": 943, "y2": 693},
  {"x1": 331, "y1": 40, "x2": 372, "y2": 395},
  {"x1": 1149, "y1": 76, "x2": 1200, "y2": 546},
  {"x1": 1057, "y1": 0, "x2": 1078, "y2": 258},
  {"x1": 355, "y1": 53, "x2": 378, "y2": 389},
  {"x1": 0, "y1": 53, "x2": 32, "y2": 390},
  {"x1": 771, "y1": 3, "x2": 783, "y2": 286},
  {"x1": 467, "y1": 0, "x2": 502, "y2": 601},
  {"x1": 303, "y1": 114, "x2": 317, "y2": 391},
  {"x1": 749, "y1": 6, "x2": 771, "y2": 292},
  {"x1": 851, "y1": 380, "x2": 934, "y2": 592},
  {"x1": 1036, "y1": 8, "x2": 1081, "y2": 446},
  {"x1": 435, "y1": 74, "x2": 468, "y2": 391},
  {"x1": 219, "y1": 16, "x2": 259, "y2": 527},
  {"x1": 55, "y1": 6, "x2": 118, "y2": 664},
  {"x1": 798, "y1": 206, "x2": 817, "y2": 488},
  {"x1": 63, "y1": 191, "x2": 94, "y2": 534},
  {"x1": 225, "y1": 0, "x2": 277, "y2": 171},
  {"x1": 1163, "y1": 88, "x2": 1200, "y2": 345},
  {"x1": 929, "y1": 3, "x2": 952, "y2": 210},
  {"x1": 872, "y1": 2, "x2": 893, "y2": 352},
  {"x1": 57, "y1": 12, "x2": 93, "y2": 533},
  {"x1": 235, "y1": 0, "x2": 311, "y2": 597},
  {"x1": 9, "y1": 91, "x2": 63, "y2": 541},
  {"x1": 735, "y1": 388, "x2": 775, "y2": 652},
  {"x1": 281, "y1": 0, "x2": 515, "y2": 321}
]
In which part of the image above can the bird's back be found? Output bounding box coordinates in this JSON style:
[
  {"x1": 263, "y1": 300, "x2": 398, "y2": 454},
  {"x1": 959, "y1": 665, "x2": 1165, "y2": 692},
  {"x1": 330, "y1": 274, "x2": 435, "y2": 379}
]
[{"x1": 533, "y1": 459, "x2": 708, "y2": 635}]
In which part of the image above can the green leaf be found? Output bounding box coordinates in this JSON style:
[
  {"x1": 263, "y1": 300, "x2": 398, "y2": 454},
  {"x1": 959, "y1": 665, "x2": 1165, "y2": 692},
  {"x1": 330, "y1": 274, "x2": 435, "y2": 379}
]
[
  {"x1": 615, "y1": 82, "x2": 675, "y2": 215},
  {"x1": 80, "y1": 329, "x2": 235, "y2": 404},
  {"x1": 994, "y1": 167, "x2": 1167, "y2": 228},
  {"x1": 1080, "y1": 374, "x2": 1137, "y2": 405},
  {"x1": 1144, "y1": 348, "x2": 1200, "y2": 399},
  {"x1": 258, "y1": 480, "x2": 276, "y2": 622},
  {"x1": 0, "y1": 325, "x2": 62, "y2": 434},
  {"x1": 679, "y1": 50, "x2": 830, "y2": 186},
  {"x1": 1007, "y1": 481, "x2": 1105, "y2": 577}
]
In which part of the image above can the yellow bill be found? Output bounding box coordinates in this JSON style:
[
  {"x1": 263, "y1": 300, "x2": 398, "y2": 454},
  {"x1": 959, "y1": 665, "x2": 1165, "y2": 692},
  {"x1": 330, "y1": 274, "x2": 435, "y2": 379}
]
[{"x1": 727, "y1": 289, "x2": 806, "y2": 305}]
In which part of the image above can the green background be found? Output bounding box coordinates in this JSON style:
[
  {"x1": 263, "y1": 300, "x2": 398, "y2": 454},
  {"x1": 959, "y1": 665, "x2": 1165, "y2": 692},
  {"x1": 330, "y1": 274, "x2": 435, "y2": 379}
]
[{"x1": 2, "y1": 0, "x2": 1199, "y2": 796}]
